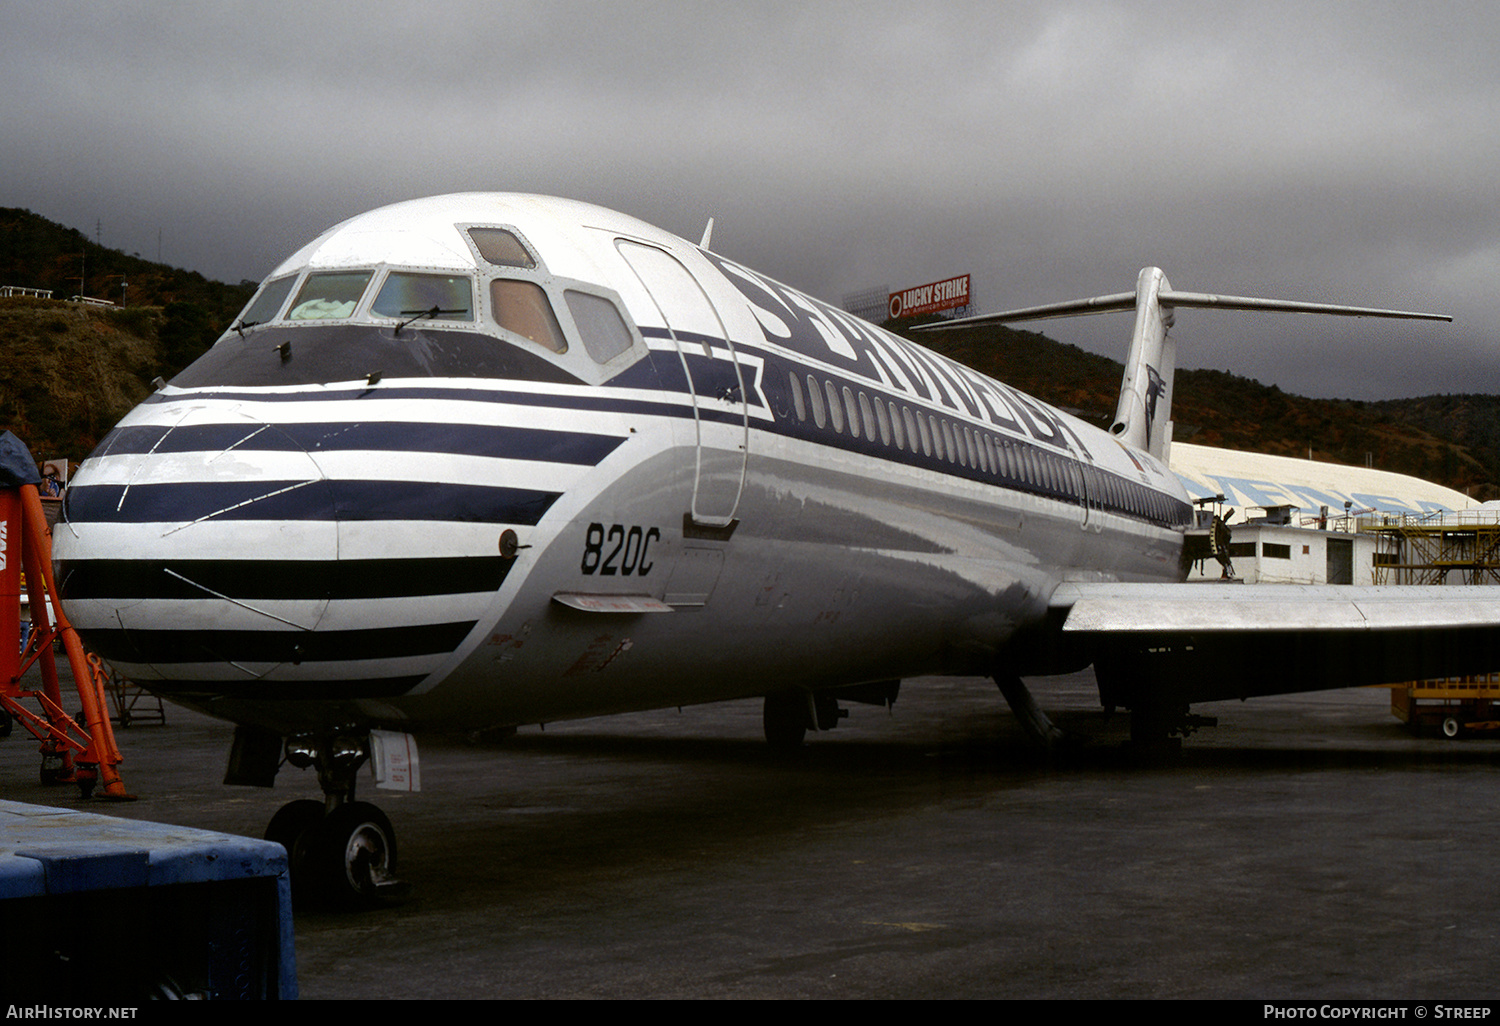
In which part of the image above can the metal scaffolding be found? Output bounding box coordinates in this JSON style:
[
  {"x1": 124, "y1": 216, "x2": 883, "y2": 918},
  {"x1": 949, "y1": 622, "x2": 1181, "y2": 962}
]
[{"x1": 1362, "y1": 511, "x2": 1500, "y2": 586}]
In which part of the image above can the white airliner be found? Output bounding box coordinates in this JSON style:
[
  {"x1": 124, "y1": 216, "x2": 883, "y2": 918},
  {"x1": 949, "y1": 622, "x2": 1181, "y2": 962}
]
[{"x1": 51, "y1": 193, "x2": 1493, "y2": 906}]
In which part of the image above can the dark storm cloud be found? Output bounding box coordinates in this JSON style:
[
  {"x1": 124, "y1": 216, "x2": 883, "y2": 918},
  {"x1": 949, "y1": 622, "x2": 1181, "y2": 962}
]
[{"x1": 3, "y1": 0, "x2": 1496, "y2": 398}]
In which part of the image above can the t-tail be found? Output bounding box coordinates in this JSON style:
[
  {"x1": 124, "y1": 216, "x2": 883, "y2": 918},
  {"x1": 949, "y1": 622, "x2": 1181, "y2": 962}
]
[{"x1": 915, "y1": 267, "x2": 1451, "y2": 462}]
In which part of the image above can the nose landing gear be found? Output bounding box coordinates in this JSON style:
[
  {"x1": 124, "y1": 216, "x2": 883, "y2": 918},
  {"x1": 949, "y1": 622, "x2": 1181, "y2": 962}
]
[{"x1": 265, "y1": 731, "x2": 405, "y2": 910}]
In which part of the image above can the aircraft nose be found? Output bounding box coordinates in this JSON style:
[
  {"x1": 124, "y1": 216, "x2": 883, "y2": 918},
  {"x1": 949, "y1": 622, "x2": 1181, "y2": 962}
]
[
  {"x1": 54, "y1": 410, "x2": 341, "y2": 689},
  {"x1": 55, "y1": 402, "x2": 532, "y2": 703}
]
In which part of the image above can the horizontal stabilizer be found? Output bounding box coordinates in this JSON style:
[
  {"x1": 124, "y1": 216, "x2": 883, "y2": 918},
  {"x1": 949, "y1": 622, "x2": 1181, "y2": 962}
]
[
  {"x1": 912, "y1": 292, "x2": 1138, "y2": 328},
  {"x1": 914, "y1": 288, "x2": 1451, "y2": 332},
  {"x1": 1154, "y1": 290, "x2": 1450, "y2": 322}
]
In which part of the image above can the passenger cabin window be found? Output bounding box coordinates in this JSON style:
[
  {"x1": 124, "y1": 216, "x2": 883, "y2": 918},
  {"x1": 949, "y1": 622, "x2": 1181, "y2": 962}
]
[
  {"x1": 238, "y1": 275, "x2": 296, "y2": 326},
  {"x1": 288, "y1": 271, "x2": 373, "y2": 320},
  {"x1": 825, "y1": 381, "x2": 844, "y2": 433},
  {"x1": 468, "y1": 228, "x2": 536, "y2": 268},
  {"x1": 490, "y1": 279, "x2": 567, "y2": 353},
  {"x1": 372, "y1": 272, "x2": 473, "y2": 321},
  {"x1": 788, "y1": 371, "x2": 807, "y2": 421},
  {"x1": 564, "y1": 290, "x2": 634, "y2": 364},
  {"x1": 807, "y1": 374, "x2": 826, "y2": 428}
]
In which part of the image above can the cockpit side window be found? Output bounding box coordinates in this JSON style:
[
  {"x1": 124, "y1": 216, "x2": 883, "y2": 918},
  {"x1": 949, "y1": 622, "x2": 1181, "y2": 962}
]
[
  {"x1": 468, "y1": 228, "x2": 536, "y2": 268},
  {"x1": 564, "y1": 290, "x2": 634, "y2": 364},
  {"x1": 287, "y1": 271, "x2": 374, "y2": 320},
  {"x1": 237, "y1": 274, "x2": 297, "y2": 327},
  {"x1": 371, "y1": 272, "x2": 474, "y2": 321},
  {"x1": 490, "y1": 279, "x2": 567, "y2": 353}
]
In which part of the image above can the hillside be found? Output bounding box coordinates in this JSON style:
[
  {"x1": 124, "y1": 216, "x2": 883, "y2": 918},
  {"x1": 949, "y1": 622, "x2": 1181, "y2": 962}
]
[
  {"x1": 0, "y1": 207, "x2": 251, "y2": 322},
  {"x1": 1, "y1": 208, "x2": 255, "y2": 464},
  {"x1": 2, "y1": 300, "x2": 158, "y2": 461}
]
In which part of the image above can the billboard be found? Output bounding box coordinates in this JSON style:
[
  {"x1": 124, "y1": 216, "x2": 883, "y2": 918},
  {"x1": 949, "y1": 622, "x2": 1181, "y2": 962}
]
[{"x1": 888, "y1": 274, "x2": 970, "y2": 320}]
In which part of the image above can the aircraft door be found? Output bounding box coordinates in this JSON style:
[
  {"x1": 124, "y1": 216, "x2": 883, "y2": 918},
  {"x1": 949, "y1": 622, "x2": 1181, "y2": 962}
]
[{"x1": 616, "y1": 241, "x2": 749, "y2": 529}]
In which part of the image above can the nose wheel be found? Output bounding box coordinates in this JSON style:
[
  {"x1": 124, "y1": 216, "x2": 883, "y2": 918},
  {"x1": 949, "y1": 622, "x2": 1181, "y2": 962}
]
[
  {"x1": 295, "y1": 802, "x2": 400, "y2": 909},
  {"x1": 265, "y1": 732, "x2": 406, "y2": 909}
]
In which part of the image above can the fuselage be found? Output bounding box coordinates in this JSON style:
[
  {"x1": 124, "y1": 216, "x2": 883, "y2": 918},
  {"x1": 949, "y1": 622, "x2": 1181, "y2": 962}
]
[{"x1": 54, "y1": 193, "x2": 1191, "y2": 735}]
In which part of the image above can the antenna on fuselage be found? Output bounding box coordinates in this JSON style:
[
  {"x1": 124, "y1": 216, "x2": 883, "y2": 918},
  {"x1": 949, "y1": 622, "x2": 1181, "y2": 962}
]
[{"x1": 699, "y1": 217, "x2": 714, "y2": 250}]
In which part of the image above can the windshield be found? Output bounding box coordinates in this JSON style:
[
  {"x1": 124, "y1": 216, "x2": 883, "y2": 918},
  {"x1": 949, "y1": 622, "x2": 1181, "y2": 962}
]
[
  {"x1": 371, "y1": 272, "x2": 474, "y2": 321},
  {"x1": 236, "y1": 275, "x2": 297, "y2": 327},
  {"x1": 287, "y1": 271, "x2": 374, "y2": 320}
]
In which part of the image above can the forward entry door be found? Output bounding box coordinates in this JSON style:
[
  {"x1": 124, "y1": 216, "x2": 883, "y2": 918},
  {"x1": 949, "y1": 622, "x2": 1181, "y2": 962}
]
[{"x1": 617, "y1": 241, "x2": 748, "y2": 529}]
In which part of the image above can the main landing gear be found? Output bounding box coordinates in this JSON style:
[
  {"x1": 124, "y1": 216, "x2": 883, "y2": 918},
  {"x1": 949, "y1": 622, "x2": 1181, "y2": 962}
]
[
  {"x1": 1126, "y1": 703, "x2": 1217, "y2": 752},
  {"x1": 762, "y1": 682, "x2": 899, "y2": 752},
  {"x1": 762, "y1": 691, "x2": 843, "y2": 752},
  {"x1": 260, "y1": 730, "x2": 403, "y2": 910},
  {"x1": 994, "y1": 675, "x2": 1069, "y2": 750}
]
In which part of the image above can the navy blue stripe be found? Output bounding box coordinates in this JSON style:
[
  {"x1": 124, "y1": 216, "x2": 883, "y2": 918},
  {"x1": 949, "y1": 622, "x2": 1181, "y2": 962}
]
[
  {"x1": 639, "y1": 332, "x2": 755, "y2": 408},
  {"x1": 96, "y1": 422, "x2": 624, "y2": 465},
  {"x1": 146, "y1": 383, "x2": 696, "y2": 420},
  {"x1": 146, "y1": 342, "x2": 1191, "y2": 529},
  {"x1": 65, "y1": 480, "x2": 560, "y2": 525},
  {"x1": 57, "y1": 556, "x2": 513, "y2": 601},
  {"x1": 141, "y1": 677, "x2": 428, "y2": 701},
  {"x1": 82, "y1": 621, "x2": 475, "y2": 666}
]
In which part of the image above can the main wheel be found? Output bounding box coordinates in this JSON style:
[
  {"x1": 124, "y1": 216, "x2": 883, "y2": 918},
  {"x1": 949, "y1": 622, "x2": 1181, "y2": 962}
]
[
  {"x1": 763, "y1": 692, "x2": 809, "y2": 752},
  {"x1": 1442, "y1": 716, "x2": 1462, "y2": 739},
  {"x1": 298, "y1": 801, "x2": 399, "y2": 910}
]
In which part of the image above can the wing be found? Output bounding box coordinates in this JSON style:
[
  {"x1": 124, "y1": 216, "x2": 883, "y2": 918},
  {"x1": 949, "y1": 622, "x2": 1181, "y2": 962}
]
[{"x1": 1049, "y1": 582, "x2": 1500, "y2": 709}]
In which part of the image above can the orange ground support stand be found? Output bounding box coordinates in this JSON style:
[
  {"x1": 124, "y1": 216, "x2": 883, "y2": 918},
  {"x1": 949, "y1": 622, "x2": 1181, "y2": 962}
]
[
  {"x1": 1389, "y1": 673, "x2": 1500, "y2": 739},
  {"x1": 2, "y1": 482, "x2": 133, "y2": 799}
]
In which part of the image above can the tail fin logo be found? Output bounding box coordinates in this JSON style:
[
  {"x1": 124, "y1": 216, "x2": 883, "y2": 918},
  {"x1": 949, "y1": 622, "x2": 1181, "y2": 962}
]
[{"x1": 1143, "y1": 364, "x2": 1166, "y2": 447}]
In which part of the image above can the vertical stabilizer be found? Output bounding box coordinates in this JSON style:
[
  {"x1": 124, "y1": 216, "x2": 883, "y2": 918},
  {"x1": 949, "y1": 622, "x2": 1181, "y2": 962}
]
[{"x1": 1110, "y1": 267, "x2": 1175, "y2": 462}]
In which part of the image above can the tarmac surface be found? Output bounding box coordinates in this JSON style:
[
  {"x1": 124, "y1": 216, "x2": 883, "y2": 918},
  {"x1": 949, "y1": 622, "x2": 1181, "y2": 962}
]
[{"x1": 4, "y1": 667, "x2": 1500, "y2": 999}]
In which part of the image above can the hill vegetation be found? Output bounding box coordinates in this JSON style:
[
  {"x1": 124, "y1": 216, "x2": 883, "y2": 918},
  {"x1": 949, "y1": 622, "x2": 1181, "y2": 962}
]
[
  {"x1": 0, "y1": 207, "x2": 252, "y2": 322},
  {"x1": 1, "y1": 205, "x2": 1494, "y2": 499},
  {"x1": 1, "y1": 208, "x2": 254, "y2": 464}
]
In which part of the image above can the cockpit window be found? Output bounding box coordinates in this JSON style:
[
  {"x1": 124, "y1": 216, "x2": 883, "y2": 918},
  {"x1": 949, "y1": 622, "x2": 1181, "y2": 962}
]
[
  {"x1": 490, "y1": 279, "x2": 566, "y2": 353},
  {"x1": 238, "y1": 274, "x2": 296, "y2": 327},
  {"x1": 564, "y1": 290, "x2": 634, "y2": 364},
  {"x1": 287, "y1": 271, "x2": 373, "y2": 320},
  {"x1": 371, "y1": 272, "x2": 473, "y2": 321},
  {"x1": 468, "y1": 228, "x2": 536, "y2": 268}
]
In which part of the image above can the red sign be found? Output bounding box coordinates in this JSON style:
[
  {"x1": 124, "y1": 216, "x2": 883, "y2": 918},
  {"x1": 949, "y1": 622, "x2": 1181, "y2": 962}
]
[{"x1": 888, "y1": 274, "x2": 970, "y2": 319}]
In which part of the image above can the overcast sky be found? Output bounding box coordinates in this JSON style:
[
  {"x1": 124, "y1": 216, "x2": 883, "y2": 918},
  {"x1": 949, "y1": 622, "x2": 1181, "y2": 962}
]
[{"x1": 4, "y1": 1, "x2": 1496, "y2": 400}]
